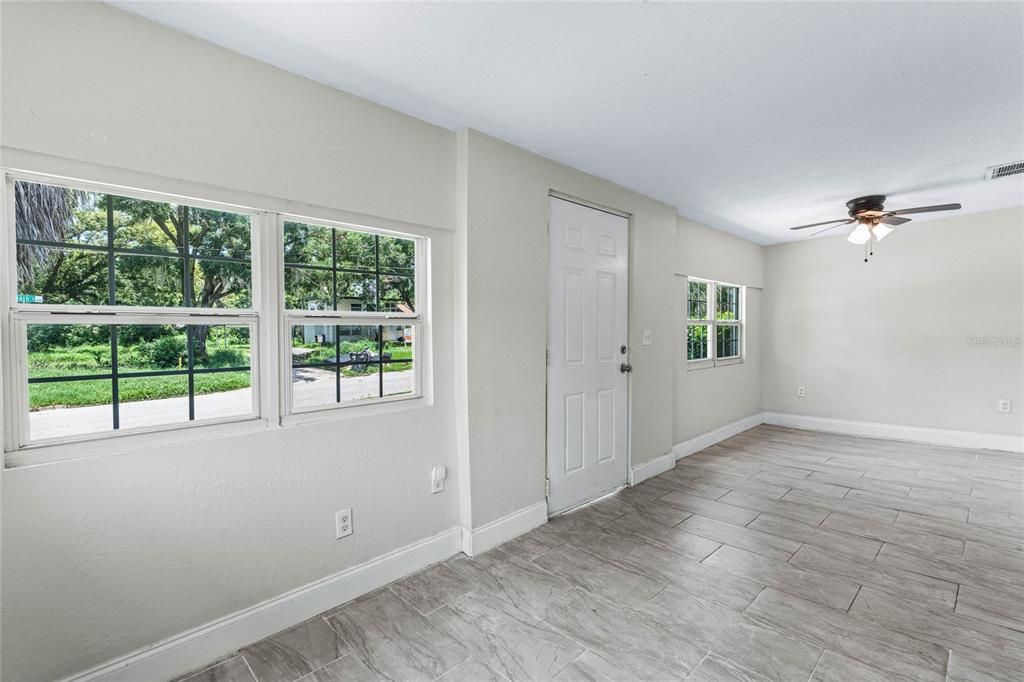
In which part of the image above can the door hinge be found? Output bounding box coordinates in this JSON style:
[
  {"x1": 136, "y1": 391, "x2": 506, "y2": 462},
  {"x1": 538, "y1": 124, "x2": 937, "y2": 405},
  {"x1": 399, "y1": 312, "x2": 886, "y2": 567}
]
[
  {"x1": 545, "y1": 478, "x2": 551, "y2": 497},
  {"x1": 546, "y1": 348, "x2": 550, "y2": 366}
]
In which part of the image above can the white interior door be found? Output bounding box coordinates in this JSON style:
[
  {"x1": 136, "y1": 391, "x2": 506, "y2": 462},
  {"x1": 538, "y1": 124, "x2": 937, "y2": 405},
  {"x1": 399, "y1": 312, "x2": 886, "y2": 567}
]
[{"x1": 547, "y1": 196, "x2": 629, "y2": 514}]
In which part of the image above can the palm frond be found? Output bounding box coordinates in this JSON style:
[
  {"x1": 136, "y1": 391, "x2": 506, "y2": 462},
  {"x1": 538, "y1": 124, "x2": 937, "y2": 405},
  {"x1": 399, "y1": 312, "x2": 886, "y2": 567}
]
[{"x1": 14, "y1": 181, "x2": 80, "y2": 282}]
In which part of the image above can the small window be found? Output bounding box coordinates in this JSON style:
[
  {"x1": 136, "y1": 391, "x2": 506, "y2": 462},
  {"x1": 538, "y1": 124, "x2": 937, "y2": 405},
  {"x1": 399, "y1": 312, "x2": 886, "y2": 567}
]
[
  {"x1": 282, "y1": 219, "x2": 420, "y2": 414},
  {"x1": 9, "y1": 177, "x2": 258, "y2": 447},
  {"x1": 685, "y1": 278, "x2": 743, "y2": 368}
]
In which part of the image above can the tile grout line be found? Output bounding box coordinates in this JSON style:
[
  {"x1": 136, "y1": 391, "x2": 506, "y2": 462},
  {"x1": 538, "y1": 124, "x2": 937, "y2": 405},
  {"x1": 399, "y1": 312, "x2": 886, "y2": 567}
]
[
  {"x1": 241, "y1": 653, "x2": 258, "y2": 682},
  {"x1": 804, "y1": 649, "x2": 826, "y2": 682}
]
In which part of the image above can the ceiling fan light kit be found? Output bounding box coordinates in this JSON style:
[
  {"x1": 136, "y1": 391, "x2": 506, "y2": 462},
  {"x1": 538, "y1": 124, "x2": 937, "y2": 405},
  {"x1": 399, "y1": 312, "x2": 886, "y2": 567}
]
[{"x1": 789, "y1": 194, "x2": 962, "y2": 262}]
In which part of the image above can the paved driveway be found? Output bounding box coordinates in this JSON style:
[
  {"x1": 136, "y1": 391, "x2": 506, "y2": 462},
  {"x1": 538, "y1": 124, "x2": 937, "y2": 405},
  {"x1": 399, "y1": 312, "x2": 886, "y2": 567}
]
[{"x1": 29, "y1": 368, "x2": 414, "y2": 440}]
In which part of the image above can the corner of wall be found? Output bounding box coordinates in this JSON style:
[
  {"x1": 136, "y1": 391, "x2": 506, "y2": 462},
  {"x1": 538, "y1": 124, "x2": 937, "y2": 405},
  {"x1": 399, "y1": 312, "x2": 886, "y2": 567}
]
[{"x1": 453, "y1": 129, "x2": 473, "y2": 535}]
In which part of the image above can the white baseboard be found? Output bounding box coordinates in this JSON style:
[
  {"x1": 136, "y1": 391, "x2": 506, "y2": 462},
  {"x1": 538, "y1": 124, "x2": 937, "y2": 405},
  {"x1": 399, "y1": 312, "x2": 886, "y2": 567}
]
[
  {"x1": 66, "y1": 527, "x2": 464, "y2": 682},
  {"x1": 629, "y1": 451, "x2": 675, "y2": 485},
  {"x1": 762, "y1": 412, "x2": 1024, "y2": 453},
  {"x1": 462, "y1": 500, "x2": 548, "y2": 556},
  {"x1": 672, "y1": 413, "x2": 765, "y2": 460}
]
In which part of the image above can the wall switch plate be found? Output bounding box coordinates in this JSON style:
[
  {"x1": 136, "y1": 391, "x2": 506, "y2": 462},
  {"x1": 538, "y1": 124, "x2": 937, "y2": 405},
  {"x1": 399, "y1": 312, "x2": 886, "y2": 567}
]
[
  {"x1": 335, "y1": 509, "x2": 352, "y2": 539},
  {"x1": 641, "y1": 329, "x2": 653, "y2": 346},
  {"x1": 797, "y1": 386, "x2": 806, "y2": 398},
  {"x1": 431, "y1": 465, "x2": 447, "y2": 494},
  {"x1": 998, "y1": 399, "x2": 1012, "y2": 413}
]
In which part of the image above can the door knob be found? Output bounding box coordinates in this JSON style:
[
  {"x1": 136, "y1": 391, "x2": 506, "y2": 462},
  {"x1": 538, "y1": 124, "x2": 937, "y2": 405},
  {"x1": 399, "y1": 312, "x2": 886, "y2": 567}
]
[{"x1": 619, "y1": 363, "x2": 633, "y2": 373}]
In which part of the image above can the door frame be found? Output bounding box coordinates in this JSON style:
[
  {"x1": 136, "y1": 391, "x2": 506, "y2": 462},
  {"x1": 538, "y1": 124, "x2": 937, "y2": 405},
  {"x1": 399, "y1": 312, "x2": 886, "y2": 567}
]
[{"x1": 545, "y1": 190, "x2": 633, "y2": 515}]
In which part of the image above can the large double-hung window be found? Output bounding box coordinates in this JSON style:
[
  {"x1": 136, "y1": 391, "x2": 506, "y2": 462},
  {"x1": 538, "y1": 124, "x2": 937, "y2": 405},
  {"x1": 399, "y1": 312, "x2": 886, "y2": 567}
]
[
  {"x1": 9, "y1": 177, "x2": 258, "y2": 446},
  {"x1": 282, "y1": 219, "x2": 419, "y2": 414},
  {"x1": 686, "y1": 277, "x2": 744, "y2": 369},
  {"x1": 2, "y1": 173, "x2": 426, "y2": 461}
]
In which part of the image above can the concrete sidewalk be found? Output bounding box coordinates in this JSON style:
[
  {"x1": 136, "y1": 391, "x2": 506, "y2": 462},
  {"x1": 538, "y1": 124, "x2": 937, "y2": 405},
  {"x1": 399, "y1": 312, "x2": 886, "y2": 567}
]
[{"x1": 30, "y1": 368, "x2": 414, "y2": 440}]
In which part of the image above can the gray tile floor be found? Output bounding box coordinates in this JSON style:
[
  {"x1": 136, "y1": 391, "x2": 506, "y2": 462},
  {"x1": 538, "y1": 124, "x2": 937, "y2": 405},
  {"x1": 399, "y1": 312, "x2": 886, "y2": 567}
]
[{"x1": 178, "y1": 426, "x2": 1024, "y2": 681}]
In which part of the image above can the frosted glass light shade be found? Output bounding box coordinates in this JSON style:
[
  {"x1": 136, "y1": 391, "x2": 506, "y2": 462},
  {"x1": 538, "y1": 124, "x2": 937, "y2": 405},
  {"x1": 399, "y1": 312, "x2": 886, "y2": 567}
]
[
  {"x1": 873, "y1": 224, "x2": 894, "y2": 241},
  {"x1": 848, "y1": 223, "x2": 871, "y2": 245}
]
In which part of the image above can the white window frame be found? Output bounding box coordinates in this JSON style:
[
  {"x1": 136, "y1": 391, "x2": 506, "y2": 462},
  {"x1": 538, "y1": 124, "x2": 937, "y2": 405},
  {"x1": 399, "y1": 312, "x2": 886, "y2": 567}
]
[
  {"x1": 276, "y1": 213, "x2": 426, "y2": 424},
  {"x1": 1, "y1": 170, "x2": 268, "y2": 463},
  {"x1": 685, "y1": 277, "x2": 745, "y2": 371},
  {"x1": 1, "y1": 168, "x2": 434, "y2": 466}
]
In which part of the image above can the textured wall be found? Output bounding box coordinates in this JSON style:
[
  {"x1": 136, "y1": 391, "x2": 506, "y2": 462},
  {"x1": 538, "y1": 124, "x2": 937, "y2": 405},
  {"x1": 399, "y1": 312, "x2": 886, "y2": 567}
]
[
  {"x1": 1, "y1": 3, "x2": 459, "y2": 680},
  {"x1": 763, "y1": 207, "x2": 1024, "y2": 436},
  {"x1": 458, "y1": 130, "x2": 677, "y2": 528},
  {"x1": 673, "y1": 217, "x2": 765, "y2": 444}
]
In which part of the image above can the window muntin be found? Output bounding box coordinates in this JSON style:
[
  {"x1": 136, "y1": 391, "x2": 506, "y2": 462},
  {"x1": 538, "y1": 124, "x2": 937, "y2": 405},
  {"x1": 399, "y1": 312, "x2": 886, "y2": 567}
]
[
  {"x1": 686, "y1": 278, "x2": 743, "y2": 367},
  {"x1": 687, "y1": 324, "x2": 710, "y2": 361},
  {"x1": 23, "y1": 320, "x2": 255, "y2": 443},
  {"x1": 15, "y1": 180, "x2": 253, "y2": 310},
  {"x1": 716, "y1": 284, "x2": 740, "y2": 321},
  {"x1": 716, "y1": 323, "x2": 741, "y2": 359},
  {"x1": 8, "y1": 176, "x2": 259, "y2": 449},
  {"x1": 290, "y1": 323, "x2": 415, "y2": 410},
  {"x1": 687, "y1": 280, "x2": 708, "y2": 320},
  {"x1": 4, "y1": 173, "x2": 429, "y2": 457},
  {"x1": 282, "y1": 221, "x2": 415, "y2": 313},
  {"x1": 282, "y1": 219, "x2": 421, "y2": 415}
]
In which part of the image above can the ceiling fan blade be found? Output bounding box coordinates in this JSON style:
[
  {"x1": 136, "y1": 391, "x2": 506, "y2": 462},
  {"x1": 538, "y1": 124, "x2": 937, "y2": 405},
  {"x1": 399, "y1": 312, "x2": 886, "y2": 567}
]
[
  {"x1": 887, "y1": 203, "x2": 961, "y2": 216},
  {"x1": 880, "y1": 215, "x2": 911, "y2": 226},
  {"x1": 810, "y1": 222, "x2": 850, "y2": 237},
  {"x1": 789, "y1": 218, "x2": 853, "y2": 231}
]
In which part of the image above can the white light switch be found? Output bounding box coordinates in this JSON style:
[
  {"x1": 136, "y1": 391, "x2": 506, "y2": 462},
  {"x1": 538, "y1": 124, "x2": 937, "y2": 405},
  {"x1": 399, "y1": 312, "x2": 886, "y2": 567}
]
[{"x1": 641, "y1": 329, "x2": 653, "y2": 346}]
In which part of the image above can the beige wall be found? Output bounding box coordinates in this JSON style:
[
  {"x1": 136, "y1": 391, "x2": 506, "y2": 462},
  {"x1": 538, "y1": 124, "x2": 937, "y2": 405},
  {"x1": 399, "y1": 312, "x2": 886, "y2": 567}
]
[
  {"x1": 1, "y1": 4, "x2": 682, "y2": 679},
  {"x1": 1, "y1": 3, "x2": 460, "y2": 680},
  {"x1": 2, "y1": 1, "x2": 455, "y2": 231},
  {"x1": 457, "y1": 130, "x2": 678, "y2": 528},
  {"x1": 3, "y1": 3, "x2": 1020, "y2": 681},
  {"x1": 673, "y1": 217, "x2": 764, "y2": 443},
  {"x1": 763, "y1": 207, "x2": 1024, "y2": 436}
]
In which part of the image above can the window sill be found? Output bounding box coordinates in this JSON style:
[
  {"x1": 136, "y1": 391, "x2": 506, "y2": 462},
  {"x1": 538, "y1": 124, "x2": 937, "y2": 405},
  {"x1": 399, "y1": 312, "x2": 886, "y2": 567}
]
[
  {"x1": 5, "y1": 416, "x2": 270, "y2": 469},
  {"x1": 716, "y1": 356, "x2": 744, "y2": 367},
  {"x1": 281, "y1": 393, "x2": 430, "y2": 428},
  {"x1": 687, "y1": 359, "x2": 715, "y2": 371}
]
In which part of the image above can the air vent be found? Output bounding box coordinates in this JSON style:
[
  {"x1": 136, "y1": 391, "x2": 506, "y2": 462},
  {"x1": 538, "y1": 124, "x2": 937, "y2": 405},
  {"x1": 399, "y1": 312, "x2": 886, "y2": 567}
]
[{"x1": 985, "y1": 160, "x2": 1024, "y2": 180}]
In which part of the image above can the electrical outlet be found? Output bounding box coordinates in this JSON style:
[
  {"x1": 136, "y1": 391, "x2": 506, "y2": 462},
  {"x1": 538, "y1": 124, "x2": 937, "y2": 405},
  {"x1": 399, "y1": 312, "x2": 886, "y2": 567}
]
[
  {"x1": 431, "y1": 465, "x2": 447, "y2": 494},
  {"x1": 335, "y1": 509, "x2": 352, "y2": 539},
  {"x1": 641, "y1": 329, "x2": 653, "y2": 346},
  {"x1": 797, "y1": 386, "x2": 806, "y2": 398},
  {"x1": 998, "y1": 399, "x2": 1012, "y2": 414}
]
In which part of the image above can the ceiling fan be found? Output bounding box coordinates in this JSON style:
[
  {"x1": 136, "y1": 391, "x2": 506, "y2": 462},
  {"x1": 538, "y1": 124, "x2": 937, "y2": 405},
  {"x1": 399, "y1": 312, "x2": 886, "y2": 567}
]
[{"x1": 788, "y1": 195, "x2": 962, "y2": 246}]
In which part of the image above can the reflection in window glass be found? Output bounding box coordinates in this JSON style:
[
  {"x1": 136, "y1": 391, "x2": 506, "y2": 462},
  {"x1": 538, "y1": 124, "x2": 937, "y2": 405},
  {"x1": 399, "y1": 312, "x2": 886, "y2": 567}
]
[
  {"x1": 290, "y1": 323, "x2": 414, "y2": 411},
  {"x1": 25, "y1": 322, "x2": 252, "y2": 442},
  {"x1": 14, "y1": 179, "x2": 252, "y2": 309}
]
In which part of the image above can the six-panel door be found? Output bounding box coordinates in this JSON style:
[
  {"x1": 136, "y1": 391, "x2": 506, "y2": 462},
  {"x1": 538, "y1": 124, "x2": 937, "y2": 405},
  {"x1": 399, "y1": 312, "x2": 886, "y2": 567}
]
[{"x1": 547, "y1": 196, "x2": 629, "y2": 514}]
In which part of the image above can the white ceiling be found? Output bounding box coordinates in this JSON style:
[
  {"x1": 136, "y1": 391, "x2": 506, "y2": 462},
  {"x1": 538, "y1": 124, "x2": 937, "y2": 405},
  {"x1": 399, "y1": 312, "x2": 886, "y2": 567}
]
[{"x1": 112, "y1": 2, "x2": 1024, "y2": 244}]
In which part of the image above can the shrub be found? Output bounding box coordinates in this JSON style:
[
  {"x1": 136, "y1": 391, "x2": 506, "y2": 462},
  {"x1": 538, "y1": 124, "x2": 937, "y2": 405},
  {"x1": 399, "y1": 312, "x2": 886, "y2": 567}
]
[
  {"x1": 149, "y1": 335, "x2": 186, "y2": 368},
  {"x1": 118, "y1": 346, "x2": 152, "y2": 369},
  {"x1": 340, "y1": 339, "x2": 375, "y2": 354},
  {"x1": 119, "y1": 324, "x2": 171, "y2": 346},
  {"x1": 207, "y1": 348, "x2": 245, "y2": 368}
]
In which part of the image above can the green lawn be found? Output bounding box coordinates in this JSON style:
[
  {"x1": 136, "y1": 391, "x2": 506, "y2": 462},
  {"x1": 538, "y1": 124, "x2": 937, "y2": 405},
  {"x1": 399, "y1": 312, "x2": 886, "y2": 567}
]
[
  {"x1": 293, "y1": 343, "x2": 414, "y2": 377},
  {"x1": 28, "y1": 340, "x2": 412, "y2": 410},
  {"x1": 28, "y1": 369, "x2": 251, "y2": 410}
]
